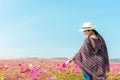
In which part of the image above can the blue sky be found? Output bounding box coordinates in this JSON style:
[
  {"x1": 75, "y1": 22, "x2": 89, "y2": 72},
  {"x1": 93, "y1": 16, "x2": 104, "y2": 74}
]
[{"x1": 0, "y1": 0, "x2": 120, "y2": 59}]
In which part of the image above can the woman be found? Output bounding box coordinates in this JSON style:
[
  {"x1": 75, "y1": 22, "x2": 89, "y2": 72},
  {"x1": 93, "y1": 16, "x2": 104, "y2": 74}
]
[{"x1": 67, "y1": 22, "x2": 109, "y2": 80}]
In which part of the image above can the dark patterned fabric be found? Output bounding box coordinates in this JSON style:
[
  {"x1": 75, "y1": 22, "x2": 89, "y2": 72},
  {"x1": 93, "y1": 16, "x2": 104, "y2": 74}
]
[{"x1": 74, "y1": 36, "x2": 109, "y2": 80}]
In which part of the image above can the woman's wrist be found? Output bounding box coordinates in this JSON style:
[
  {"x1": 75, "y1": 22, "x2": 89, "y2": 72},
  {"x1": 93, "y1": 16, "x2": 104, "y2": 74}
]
[{"x1": 71, "y1": 57, "x2": 75, "y2": 61}]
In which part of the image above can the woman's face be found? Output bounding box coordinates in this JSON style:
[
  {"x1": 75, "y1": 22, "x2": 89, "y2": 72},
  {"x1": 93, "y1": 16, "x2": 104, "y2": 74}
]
[{"x1": 84, "y1": 30, "x2": 92, "y2": 36}]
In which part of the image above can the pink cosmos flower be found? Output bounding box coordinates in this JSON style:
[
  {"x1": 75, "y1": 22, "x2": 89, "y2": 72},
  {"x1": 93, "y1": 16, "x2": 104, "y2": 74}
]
[
  {"x1": 21, "y1": 68, "x2": 30, "y2": 73},
  {"x1": 62, "y1": 63, "x2": 66, "y2": 68},
  {"x1": 31, "y1": 68, "x2": 37, "y2": 74},
  {"x1": 18, "y1": 63, "x2": 22, "y2": 66}
]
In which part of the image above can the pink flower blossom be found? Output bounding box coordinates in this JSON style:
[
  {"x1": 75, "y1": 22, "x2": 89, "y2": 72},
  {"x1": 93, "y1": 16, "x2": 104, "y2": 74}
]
[
  {"x1": 18, "y1": 63, "x2": 22, "y2": 66},
  {"x1": 62, "y1": 63, "x2": 66, "y2": 68}
]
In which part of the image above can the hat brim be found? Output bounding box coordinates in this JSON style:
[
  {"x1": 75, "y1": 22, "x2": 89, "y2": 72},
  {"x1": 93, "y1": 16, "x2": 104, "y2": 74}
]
[{"x1": 79, "y1": 27, "x2": 95, "y2": 32}]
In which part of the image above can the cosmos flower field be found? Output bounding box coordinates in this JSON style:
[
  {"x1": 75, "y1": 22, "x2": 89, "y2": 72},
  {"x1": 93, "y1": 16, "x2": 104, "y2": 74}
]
[{"x1": 0, "y1": 58, "x2": 120, "y2": 80}]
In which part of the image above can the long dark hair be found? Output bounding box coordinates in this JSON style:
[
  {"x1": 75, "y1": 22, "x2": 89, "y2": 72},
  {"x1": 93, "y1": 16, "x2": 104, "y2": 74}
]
[{"x1": 92, "y1": 30, "x2": 106, "y2": 46}]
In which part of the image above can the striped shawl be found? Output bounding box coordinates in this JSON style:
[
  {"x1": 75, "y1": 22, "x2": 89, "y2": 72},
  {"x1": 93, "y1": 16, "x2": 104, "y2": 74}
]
[{"x1": 74, "y1": 36, "x2": 109, "y2": 80}]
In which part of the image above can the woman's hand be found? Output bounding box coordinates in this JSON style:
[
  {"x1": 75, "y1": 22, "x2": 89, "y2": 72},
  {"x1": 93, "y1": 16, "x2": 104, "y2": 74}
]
[
  {"x1": 65, "y1": 60, "x2": 71, "y2": 65},
  {"x1": 65, "y1": 57, "x2": 75, "y2": 65}
]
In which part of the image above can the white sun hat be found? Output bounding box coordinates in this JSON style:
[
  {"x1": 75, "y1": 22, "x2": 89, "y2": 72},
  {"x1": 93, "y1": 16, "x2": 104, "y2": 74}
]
[{"x1": 80, "y1": 22, "x2": 95, "y2": 31}]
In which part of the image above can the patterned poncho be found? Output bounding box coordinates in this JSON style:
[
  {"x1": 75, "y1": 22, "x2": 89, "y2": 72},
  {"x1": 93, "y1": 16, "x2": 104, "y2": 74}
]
[{"x1": 74, "y1": 36, "x2": 109, "y2": 80}]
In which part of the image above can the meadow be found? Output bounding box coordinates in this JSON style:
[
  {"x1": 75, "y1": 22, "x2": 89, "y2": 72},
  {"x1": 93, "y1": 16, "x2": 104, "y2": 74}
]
[{"x1": 0, "y1": 58, "x2": 120, "y2": 80}]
